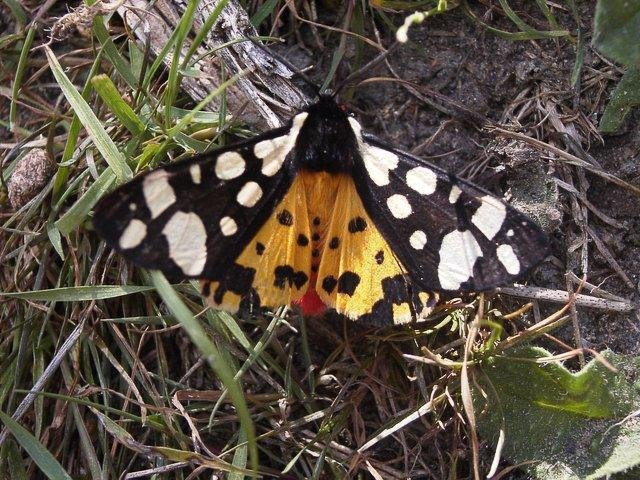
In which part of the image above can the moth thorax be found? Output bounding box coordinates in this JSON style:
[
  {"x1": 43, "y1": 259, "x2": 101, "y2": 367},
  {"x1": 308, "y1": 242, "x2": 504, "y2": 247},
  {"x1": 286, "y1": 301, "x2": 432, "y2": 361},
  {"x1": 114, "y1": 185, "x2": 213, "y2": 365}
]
[{"x1": 294, "y1": 98, "x2": 361, "y2": 173}]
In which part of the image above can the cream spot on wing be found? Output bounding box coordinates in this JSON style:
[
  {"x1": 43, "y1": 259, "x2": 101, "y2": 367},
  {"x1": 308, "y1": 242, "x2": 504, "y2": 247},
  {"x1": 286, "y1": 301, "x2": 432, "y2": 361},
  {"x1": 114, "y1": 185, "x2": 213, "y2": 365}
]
[
  {"x1": 219, "y1": 216, "x2": 237, "y2": 236},
  {"x1": 392, "y1": 302, "x2": 413, "y2": 324},
  {"x1": 255, "y1": 112, "x2": 308, "y2": 176},
  {"x1": 348, "y1": 117, "x2": 362, "y2": 137},
  {"x1": 119, "y1": 219, "x2": 147, "y2": 249},
  {"x1": 215, "y1": 151, "x2": 245, "y2": 180},
  {"x1": 507, "y1": 229, "x2": 514, "y2": 237},
  {"x1": 386, "y1": 194, "x2": 412, "y2": 219},
  {"x1": 162, "y1": 211, "x2": 207, "y2": 275},
  {"x1": 143, "y1": 170, "x2": 176, "y2": 219},
  {"x1": 417, "y1": 291, "x2": 435, "y2": 318},
  {"x1": 497, "y1": 244, "x2": 520, "y2": 275},
  {"x1": 449, "y1": 185, "x2": 462, "y2": 204},
  {"x1": 471, "y1": 195, "x2": 507, "y2": 240},
  {"x1": 189, "y1": 164, "x2": 201, "y2": 184},
  {"x1": 214, "y1": 291, "x2": 241, "y2": 314},
  {"x1": 409, "y1": 230, "x2": 427, "y2": 250},
  {"x1": 236, "y1": 181, "x2": 262, "y2": 208},
  {"x1": 129, "y1": 203, "x2": 137, "y2": 211},
  {"x1": 438, "y1": 230, "x2": 483, "y2": 290},
  {"x1": 406, "y1": 166, "x2": 437, "y2": 195},
  {"x1": 349, "y1": 116, "x2": 400, "y2": 186},
  {"x1": 361, "y1": 146, "x2": 399, "y2": 186}
]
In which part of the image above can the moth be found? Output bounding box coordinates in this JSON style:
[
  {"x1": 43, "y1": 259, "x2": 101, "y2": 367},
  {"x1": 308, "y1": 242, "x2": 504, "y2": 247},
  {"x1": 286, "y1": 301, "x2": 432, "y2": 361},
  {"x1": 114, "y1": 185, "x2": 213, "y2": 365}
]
[{"x1": 93, "y1": 95, "x2": 549, "y2": 326}]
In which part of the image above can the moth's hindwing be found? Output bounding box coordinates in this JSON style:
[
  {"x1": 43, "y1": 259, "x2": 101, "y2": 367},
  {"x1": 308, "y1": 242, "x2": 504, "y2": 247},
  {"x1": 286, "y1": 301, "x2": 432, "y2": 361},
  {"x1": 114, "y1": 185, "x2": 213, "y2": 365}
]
[
  {"x1": 200, "y1": 169, "x2": 437, "y2": 324},
  {"x1": 199, "y1": 172, "x2": 313, "y2": 314},
  {"x1": 93, "y1": 113, "x2": 309, "y2": 284},
  {"x1": 351, "y1": 127, "x2": 549, "y2": 293},
  {"x1": 308, "y1": 172, "x2": 437, "y2": 324}
]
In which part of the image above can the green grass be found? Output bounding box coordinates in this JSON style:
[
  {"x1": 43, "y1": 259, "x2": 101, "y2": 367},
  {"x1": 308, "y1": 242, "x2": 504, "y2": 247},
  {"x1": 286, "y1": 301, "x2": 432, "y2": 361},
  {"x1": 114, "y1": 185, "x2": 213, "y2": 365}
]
[{"x1": 1, "y1": 1, "x2": 638, "y2": 479}]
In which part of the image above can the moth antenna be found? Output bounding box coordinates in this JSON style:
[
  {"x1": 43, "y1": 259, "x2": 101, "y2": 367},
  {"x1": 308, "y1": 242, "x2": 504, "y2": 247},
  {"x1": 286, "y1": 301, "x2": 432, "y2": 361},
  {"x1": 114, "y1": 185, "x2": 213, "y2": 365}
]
[{"x1": 331, "y1": 42, "x2": 400, "y2": 99}]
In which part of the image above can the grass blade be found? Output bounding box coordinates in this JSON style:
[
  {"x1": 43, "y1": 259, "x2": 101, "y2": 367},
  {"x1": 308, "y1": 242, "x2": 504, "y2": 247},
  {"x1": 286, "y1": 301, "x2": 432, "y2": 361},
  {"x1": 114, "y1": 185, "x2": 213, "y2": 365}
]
[
  {"x1": 55, "y1": 167, "x2": 115, "y2": 235},
  {"x1": 91, "y1": 74, "x2": 146, "y2": 137},
  {"x1": 9, "y1": 26, "x2": 35, "y2": 131},
  {"x1": 2, "y1": 0, "x2": 27, "y2": 25},
  {"x1": 164, "y1": 0, "x2": 199, "y2": 128},
  {"x1": 44, "y1": 46, "x2": 132, "y2": 183},
  {"x1": 149, "y1": 270, "x2": 259, "y2": 474},
  {"x1": 0, "y1": 410, "x2": 74, "y2": 480},
  {"x1": 0, "y1": 285, "x2": 155, "y2": 301},
  {"x1": 92, "y1": 18, "x2": 139, "y2": 90},
  {"x1": 250, "y1": 0, "x2": 279, "y2": 27}
]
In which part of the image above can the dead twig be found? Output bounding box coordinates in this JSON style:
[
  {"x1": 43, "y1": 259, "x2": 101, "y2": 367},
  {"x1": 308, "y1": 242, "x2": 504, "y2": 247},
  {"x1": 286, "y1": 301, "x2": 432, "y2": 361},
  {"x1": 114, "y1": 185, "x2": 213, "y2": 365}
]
[
  {"x1": 494, "y1": 284, "x2": 635, "y2": 312},
  {"x1": 585, "y1": 225, "x2": 635, "y2": 289},
  {"x1": 118, "y1": 0, "x2": 309, "y2": 129},
  {"x1": 565, "y1": 271, "x2": 630, "y2": 303},
  {"x1": 554, "y1": 178, "x2": 625, "y2": 229}
]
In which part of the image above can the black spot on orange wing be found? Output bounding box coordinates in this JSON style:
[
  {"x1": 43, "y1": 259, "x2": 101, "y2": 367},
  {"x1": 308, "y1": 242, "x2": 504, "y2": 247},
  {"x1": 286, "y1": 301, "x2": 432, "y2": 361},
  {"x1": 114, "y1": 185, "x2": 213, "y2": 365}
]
[
  {"x1": 375, "y1": 250, "x2": 384, "y2": 264},
  {"x1": 212, "y1": 264, "x2": 257, "y2": 304},
  {"x1": 322, "y1": 276, "x2": 337, "y2": 294},
  {"x1": 313, "y1": 216, "x2": 321, "y2": 226},
  {"x1": 312, "y1": 233, "x2": 320, "y2": 241},
  {"x1": 357, "y1": 274, "x2": 423, "y2": 326},
  {"x1": 297, "y1": 234, "x2": 309, "y2": 246},
  {"x1": 329, "y1": 237, "x2": 340, "y2": 249},
  {"x1": 273, "y1": 265, "x2": 308, "y2": 289},
  {"x1": 312, "y1": 248, "x2": 320, "y2": 258},
  {"x1": 256, "y1": 242, "x2": 265, "y2": 255},
  {"x1": 337, "y1": 271, "x2": 360, "y2": 295},
  {"x1": 277, "y1": 209, "x2": 293, "y2": 226},
  {"x1": 348, "y1": 217, "x2": 367, "y2": 233}
]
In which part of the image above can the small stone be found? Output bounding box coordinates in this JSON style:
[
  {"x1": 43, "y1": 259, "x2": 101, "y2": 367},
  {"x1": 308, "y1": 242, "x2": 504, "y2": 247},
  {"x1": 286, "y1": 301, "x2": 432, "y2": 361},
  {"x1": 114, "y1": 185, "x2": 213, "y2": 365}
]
[{"x1": 8, "y1": 149, "x2": 55, "y2": 210}]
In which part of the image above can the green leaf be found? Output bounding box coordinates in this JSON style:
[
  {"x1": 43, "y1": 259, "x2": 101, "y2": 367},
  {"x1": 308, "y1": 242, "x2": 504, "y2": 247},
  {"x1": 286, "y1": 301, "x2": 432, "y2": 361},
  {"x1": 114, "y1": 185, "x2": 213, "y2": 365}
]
[
  {"x1": 475, "y1": 348, "x2": 640, "y2": 479},
  {"x1": 0, "y1": 285, "x2": 155, "y2": 301},
  {"x1": 0, "y1": 410, "x2": 74, "y2": 480},
  {"x1": 250, "y1": 0, "x2": 279, "y2": 26},
  {"x1": 10, "y1": 26, "x2": 35, "y2": 131},
  {"x1": 44, "y1": 46, "x2": 132, "y2": 183},
  {"x1": 91, "y1": 74, "x2": 146, "y2": 137},
  {"x1": 594, "y1": 0, "x2": 640, "y2": 67},
  {"x1": 599, "y1": 67, "x2": 640, "y2": 133}
]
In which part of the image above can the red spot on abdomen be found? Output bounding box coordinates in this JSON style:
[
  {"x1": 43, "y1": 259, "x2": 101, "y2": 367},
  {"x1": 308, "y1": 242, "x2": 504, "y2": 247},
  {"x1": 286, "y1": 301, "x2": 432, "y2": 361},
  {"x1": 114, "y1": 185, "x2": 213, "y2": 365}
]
[{"x1": 294, "y1": 272, "x2": 326, "y2": 316}]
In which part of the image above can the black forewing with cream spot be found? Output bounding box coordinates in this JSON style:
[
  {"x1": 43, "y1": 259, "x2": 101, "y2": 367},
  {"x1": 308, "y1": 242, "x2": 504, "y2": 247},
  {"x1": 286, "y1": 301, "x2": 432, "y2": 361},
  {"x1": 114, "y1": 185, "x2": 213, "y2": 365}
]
[
  {"x1": 94, "y1": 113, "x2": 310, "y2": 281},
  {"x1": 350, "y1": 129, "x2": 549, "y2": 292}
]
